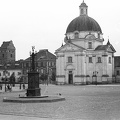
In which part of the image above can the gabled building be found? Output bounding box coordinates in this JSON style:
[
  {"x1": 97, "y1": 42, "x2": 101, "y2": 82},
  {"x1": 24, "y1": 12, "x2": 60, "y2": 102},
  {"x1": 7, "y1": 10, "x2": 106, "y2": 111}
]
[
  {"x1": 55, "y1": 1, "x2": 116, "y2": 85},
  {"x1": 22, "y1": 49, "x2": 56, "y2": 83}
]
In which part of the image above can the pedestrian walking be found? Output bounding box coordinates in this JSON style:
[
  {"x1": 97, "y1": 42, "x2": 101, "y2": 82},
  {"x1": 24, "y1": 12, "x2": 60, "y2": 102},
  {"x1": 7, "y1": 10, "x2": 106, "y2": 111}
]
[{"x1": 23, "y1": 84, "x2": 25, "y2": 89}]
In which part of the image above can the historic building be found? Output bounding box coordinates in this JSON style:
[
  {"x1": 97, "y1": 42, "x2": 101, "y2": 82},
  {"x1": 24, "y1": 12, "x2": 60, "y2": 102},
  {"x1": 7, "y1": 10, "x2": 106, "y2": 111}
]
[
  {"x1": 0, "y1": 60, "x2": 23, "y2": 82},
  {"x1": 55, "y1": 1, "x2": 116, "y2": 84},
  {"x1": 22, "y1": 49, "x2": 56, "y2": 83},
  {"x1": 114, "y1": 56, "x2": 120, "y2": 82},
  {"x1": 0, "y1": 40, "x2": 15, "y2": 64},
  {"x1": 0, "y1": 40, "x2": 22, "y2": 82}
]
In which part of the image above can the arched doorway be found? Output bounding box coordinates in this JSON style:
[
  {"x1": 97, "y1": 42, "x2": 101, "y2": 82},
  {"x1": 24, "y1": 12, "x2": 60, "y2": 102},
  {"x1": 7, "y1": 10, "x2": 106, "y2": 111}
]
[{"x1": 68, "y1": 71, "x2": 73, "y2": 84}]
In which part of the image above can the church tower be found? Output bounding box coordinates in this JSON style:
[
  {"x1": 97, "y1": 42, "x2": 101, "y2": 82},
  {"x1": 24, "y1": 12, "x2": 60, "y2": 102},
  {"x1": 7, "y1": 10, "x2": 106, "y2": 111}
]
[
  {"x1": 0, "y1": 40, "x2": 16, "y2": 64},
  {"x1": 79, "y1": 0, "x2": 88, "y2": 16}
]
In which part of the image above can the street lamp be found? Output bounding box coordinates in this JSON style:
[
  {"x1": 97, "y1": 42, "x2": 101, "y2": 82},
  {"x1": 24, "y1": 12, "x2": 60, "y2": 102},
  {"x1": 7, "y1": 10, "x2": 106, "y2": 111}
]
[{"x1": 92, "y1": 71, "x2": 98, "y2": 85}]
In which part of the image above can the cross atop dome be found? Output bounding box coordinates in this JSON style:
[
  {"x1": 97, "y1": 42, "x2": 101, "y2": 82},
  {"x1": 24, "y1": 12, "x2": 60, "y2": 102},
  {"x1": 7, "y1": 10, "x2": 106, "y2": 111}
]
[{"x1": 79, "y1": 0, "x2": 88, "y2": 16}]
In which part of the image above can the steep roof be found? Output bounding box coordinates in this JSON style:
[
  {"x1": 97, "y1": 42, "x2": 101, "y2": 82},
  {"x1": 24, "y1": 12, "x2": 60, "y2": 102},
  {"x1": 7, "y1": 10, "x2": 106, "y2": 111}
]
[
  {"x1": 25, "y1": 49, "x2": 56, "y2": 61},
  {"x1": 0, "y1": 40, "x2": 15, "y2": 49},
  {"x1": 95, "y1": 43, "x2": 116, "y2": 53},
  {"x1": 95, "y1": 45, "x2": 108, "y2": 51}
]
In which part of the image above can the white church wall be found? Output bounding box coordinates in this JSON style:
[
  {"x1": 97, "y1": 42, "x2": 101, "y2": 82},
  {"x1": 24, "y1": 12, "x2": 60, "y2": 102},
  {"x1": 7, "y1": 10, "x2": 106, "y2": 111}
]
[
  {"x1": 94, "y1": 41, "x2": 103, "y2": 49},
  {"x1": 56, "y1": 54, "x2": 66, "y2": 84},
  {"x1": 79, "y1": 32, "x2": 89, "y2": 38},
  {"x1": 71, "y1": 40, "x2": 85, "y2": 48}
]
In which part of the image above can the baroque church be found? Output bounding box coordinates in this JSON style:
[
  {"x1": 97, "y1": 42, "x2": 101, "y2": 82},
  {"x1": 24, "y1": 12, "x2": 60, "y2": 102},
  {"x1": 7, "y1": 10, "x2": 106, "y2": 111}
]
[{"x1": 55, "y1": 1, "x2": 116, "y2": 84}]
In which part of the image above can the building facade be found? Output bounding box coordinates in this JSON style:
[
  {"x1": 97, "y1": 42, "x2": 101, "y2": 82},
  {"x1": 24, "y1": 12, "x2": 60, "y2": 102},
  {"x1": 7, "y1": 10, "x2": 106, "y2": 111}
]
[
  {"x1": 55, "y1": 1, "x2": 116, "y2": 85},
  {"x1": 0, "y1": 61, "x2": 23, "y2": 82},
  {"x1": 114, "y1": 56, "x2": 120, "y2": 82},
  {"x1": 22, "y1": 49, "x2": 56, "y2": 83},
  {"x1": 0, "y1": 40, "x2": 15, "y2": 64},
  {"x1": 0, "y1": 40, "x2": 22, "y2": 83}
]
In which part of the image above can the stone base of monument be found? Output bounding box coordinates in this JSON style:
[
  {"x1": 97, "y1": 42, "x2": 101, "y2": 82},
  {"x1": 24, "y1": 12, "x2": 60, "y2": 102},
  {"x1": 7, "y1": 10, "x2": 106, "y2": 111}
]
[
  {"x1": 3, "y1": 95, "x2": 65, "y2": 103},
  {"x1": 27, "y1": 88, "x2": 41, "y2": 96}
]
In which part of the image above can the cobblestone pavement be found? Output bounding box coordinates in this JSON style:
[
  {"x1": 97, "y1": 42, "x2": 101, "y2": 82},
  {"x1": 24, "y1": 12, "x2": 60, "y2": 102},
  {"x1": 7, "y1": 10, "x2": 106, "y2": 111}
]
[{"x1": 0, "y1": 84, "x2": 120, "y2": 120}]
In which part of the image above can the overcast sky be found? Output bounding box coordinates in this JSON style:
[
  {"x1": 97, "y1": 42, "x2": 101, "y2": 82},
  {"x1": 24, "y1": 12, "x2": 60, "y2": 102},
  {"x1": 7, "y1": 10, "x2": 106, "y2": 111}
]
[{"x1": 0, "y1": 0, "x2": 120, "y2": 60}]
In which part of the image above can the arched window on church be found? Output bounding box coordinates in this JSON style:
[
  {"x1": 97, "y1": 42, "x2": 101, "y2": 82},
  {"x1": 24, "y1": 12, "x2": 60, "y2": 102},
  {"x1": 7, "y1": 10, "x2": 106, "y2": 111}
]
[
  {"x1": 81, "y1": 8, "x2": 84, "y2": 14},
  {"x1": 98, "y1": 57, "x2": 102, "y2": 63},
  {"x1": 74, "y1": 32, "x2": 79, "y2": 39},
  {"x1": 68, "y1": 57, "x2": 72, "y2": 63},
  {"x1": 89, "y1": 57, "x2": 92, "y2": 63},
  {"x1": 98, "y1": 33, "x2": 100, "y2": 38},
  {"x1": 88, "y1": 42, "x2": 92, "y2": 49},
  {"x1": 109, "y1": 57, "x2": 111, "y2": 64}
]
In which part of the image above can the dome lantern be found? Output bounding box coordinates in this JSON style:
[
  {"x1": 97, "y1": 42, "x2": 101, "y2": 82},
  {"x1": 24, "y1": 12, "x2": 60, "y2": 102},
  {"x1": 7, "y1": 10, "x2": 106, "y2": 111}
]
[
  {"x1": 66, "y1": 1, "x2": 102, "y2": 34},
  {"x1": 79, "y1": 0, "x2": 88, "y2": 16}
]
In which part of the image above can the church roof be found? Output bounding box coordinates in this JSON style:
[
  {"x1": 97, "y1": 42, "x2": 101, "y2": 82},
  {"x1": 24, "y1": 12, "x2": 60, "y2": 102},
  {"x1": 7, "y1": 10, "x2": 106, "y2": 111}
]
[
  {"x1": 95, "y1": 45, "x2": 108, "y2": 51},
  {"x1": 66, "y1": 15, "x2": 102, "y2": 33},
  {"x1": 79, "y1": 1, "x2": 88, "y2": 7},
  {"x1": 55, "y1": 42, "x2": 86, "y2": 53},
  {"x1": 95, "y1": 44, "x2": 116, "y2": 53},
  {"x1": 25, "y1": 49, "x2": 56, "y2": 61},
  {"x1": 70, "y1": 42, "x2": 86, "y2": 50}
]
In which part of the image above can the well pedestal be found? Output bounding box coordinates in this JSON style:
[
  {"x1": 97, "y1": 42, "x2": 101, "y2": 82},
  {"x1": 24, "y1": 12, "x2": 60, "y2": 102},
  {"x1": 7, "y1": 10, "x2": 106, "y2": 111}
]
[{"x1": 27, "y1": 72, "x2": 41, "y2": 96}]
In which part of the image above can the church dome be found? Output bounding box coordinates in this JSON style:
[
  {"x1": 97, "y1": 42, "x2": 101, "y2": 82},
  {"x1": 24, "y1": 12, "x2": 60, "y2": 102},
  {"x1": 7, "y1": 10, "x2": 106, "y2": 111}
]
[{"x1": 66, "y1": 15, "x2": 102, "y2": 33}]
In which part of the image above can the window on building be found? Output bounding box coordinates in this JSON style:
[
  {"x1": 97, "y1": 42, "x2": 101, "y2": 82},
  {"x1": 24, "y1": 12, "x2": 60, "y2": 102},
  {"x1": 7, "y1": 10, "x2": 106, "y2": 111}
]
[
  {"x1": 74, "y1": 32, "x2": 79, "y2": 39},
  {"x1": 86, "y1": 9, "x2": 87, "y2": 14},
  {"x1": 117, "y1": 70, "x2": 119, "y2": 75},
  {"x1": 98, "y1": 33, "x2": 100, "y2": 38},
  {"x1": 98, "y1": 57, "x2": 102, "y2": 63},
  {"x1": 36, "y1": 62, "x2": 38, "y2": 67},
  {"x1": 11, "y1": 54, "x2": 12, "y2": 58},
  {"x1": 49, "y1": 62, "x2": 51, "y2": 66},
  {"x1": 41, "y1": 62, "x2": 43, "y2": 67},
  {"x1": 109, "y1": 57, "x2": 111, "y2": 63},
  {"x1": 88, "y1": 42, "x2": 92, "y2": 49},
  {"x1": 3, "y1": 71, "x2": 5, "y2": 76},
  {"x1": 81, "y1": 8, "x2": 84, "y2": 14},
  {"x1": 43, "y1": 62, "x2": 46, "y2": 66},
  {"x1": 52, "y1": 62, "x2": 55, "y2": 66},
  {"x1": 68, "y1": 57, "x2": 72, "y2": 63},
  {"x1": 26, "y1": 63, "x2": 29, "y2": 67},
  {"x1": 2, "y1": 54, "x2": 4, "y2": 58},
  {"x1": 89, "y1": 57, "x2": 92, "y2": 63},
  {"x1": 41, "y1": 69, "x2": 43, "y2": 74},
  {"x1": 49, "y1": 69, "x2": 52, "y2": 75}
]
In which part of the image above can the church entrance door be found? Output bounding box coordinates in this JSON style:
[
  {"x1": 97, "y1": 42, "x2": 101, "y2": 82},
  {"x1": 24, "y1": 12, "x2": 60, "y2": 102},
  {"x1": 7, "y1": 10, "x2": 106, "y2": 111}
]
[{"x1": 68, "y1": 71, "x2": 73, "y2": 84}]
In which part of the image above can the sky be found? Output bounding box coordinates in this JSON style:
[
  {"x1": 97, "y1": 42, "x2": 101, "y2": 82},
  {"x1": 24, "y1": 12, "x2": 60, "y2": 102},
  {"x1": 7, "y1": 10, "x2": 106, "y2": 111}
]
[{"x1": 0, "y1": 0, "x2": 120, "y2": 60}]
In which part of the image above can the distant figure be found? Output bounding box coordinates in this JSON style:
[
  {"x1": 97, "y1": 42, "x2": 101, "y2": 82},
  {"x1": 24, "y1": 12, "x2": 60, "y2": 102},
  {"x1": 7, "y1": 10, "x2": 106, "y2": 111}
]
[
  {"x1": 23, "y1": 84, "x2": 25, "y2": 89},
  {"x1": 7, "y1": 84, "x2": 11, "y2": 92},
  {"x1": 59, "y1": 93, "x2": 61, "y2": 96},
  {"x1": 19, "y1": 84, "x2": 21, "y2": 89},
  {"x1": 0, "y1": 84, "x2": 2, "y2": 90}
]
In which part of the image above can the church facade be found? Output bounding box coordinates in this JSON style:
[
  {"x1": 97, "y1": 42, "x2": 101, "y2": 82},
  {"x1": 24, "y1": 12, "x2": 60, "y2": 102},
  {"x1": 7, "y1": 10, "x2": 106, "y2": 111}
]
[{"x1": 55, "y1": 1, "x2": 116, "y2": 84}]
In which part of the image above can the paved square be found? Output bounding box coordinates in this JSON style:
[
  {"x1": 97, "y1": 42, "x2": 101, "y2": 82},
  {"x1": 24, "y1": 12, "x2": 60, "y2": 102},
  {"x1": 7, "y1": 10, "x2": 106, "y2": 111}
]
[{"x1": 0, "y1": 84, "x2": 120, "y2": 120}]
